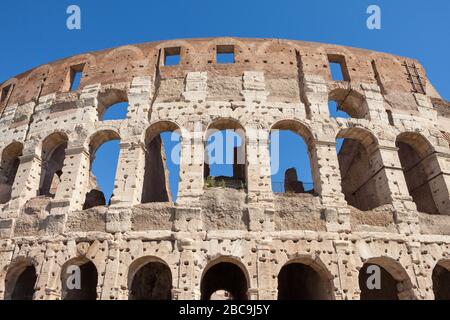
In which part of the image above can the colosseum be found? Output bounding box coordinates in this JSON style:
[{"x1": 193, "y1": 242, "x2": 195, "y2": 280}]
[{"x1": 0, "y1": 37, "x2": 449, "y2": 301}]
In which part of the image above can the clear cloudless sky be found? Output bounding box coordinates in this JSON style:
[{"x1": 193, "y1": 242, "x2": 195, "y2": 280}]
[{"x1": 1, "y1": 1, "x2": 449, "y2": 201}]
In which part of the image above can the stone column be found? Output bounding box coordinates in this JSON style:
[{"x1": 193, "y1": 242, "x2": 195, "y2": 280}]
[
  {"x1": 8, "y1": 152, "x2": 41, "y2": 211},
  {"x1": 110, "y1": 140, "x2": 146, "y2": 207},
  {"x1": 52, "y1": 146, "x2": 91, "y2": 213},
  {"x1": 99, "y1": 239, "x2": 121, "y2": 300},
  {"x1": 427, "y1": 152, "x2": 450, "y2": 215},
  {"x1": 254, "y1": 239, "x2": 277, "y2": 300},
  {"x1": 36, "y1": 243, "x2": 61, "y2": 300},
  {"x1": 177, "y1": 134, "x2": 204, "y2": 205},
  {"x1": 334, "y1": 240, "x2": 360, "y2": 300},
  {"x1": 173, "y1": 237, "x2": 200, "y2": 300}
]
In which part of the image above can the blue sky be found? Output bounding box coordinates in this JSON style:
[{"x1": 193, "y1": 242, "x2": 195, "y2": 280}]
[{"x1": 1, "y1": 1, "x2": 448, "y2": 201}]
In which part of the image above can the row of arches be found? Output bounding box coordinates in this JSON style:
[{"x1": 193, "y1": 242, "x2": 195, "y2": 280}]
[
  {"x1": 0, "y1": 118, "x2": 447, "y2": 214},
  {"x1": 4, "y1": 256, "x2": 450, "y2": 300}
]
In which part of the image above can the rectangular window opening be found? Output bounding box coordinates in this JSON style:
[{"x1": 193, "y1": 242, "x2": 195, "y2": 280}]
[
  {"x1": 69, "y1": 64, "x2": 85, "y2": 91},
  {"x1": 328, "y1": 54, "x2": 350, "y2": 81},
  {"x1": 164, "y1": 47, "x2": 181, "y2": 66},
  {"x1": 216, "y1": 45, "x2": 235, "y2": 64},
  {"x1": 1, "y1": 84, "x2": 12, "y2": 102}
]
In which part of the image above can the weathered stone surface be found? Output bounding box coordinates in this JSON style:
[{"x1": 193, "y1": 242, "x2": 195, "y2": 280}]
[{"x1": 0, "y1": 38, "x2": 449, "y2": 300}]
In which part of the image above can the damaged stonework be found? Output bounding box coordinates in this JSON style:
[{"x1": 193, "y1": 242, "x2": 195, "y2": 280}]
[{"x1": 0, "y1": 38, "x2": 449, "y2": 300}]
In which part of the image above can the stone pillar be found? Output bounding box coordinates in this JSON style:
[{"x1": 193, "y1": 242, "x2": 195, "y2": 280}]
[
  {"x1": 37, "y1": 243, "x2": 61, "y2": 300},
  {"x1": 246, "y1": 127, "x2": 272, "y2": 202},
  {"x1": 311, "y1": 141, "x2": 350, "y2": 232},
  {"x1": 334, "y1": 240, "x2": 360, "y2": 300},
  {"x1": 8, "y1": 152, "x2": 41, "y2": 211},
  {"x1": 173, "y1": 237, "x2": 200, "y2": 300},
  {"x1": 427, "y1": 152, "x2": 450, "y2": 215},
  {"x1": 311, "y1": 141, "x2": 346, "y2": 205},
  {"x1": 254, "y1": 239, "x2": 277, "y2": 299},
  {"x1": 376, "y1": 145, "x2": 420, "y2": 234},
  {"x1": 110, "y1": 140, "x2": 146, "y2": 207},
  {"x1": 52, "y1": 146, "x2": 91, "y2": 212},
  {"x1": 100, "y1": 239, "x2": 121, "y2": 300},
  {"x1": 407, "y1": 241, "x2": 433, "y2": 300},
  {"x1": 177, "y1": 134, "x2": 204, "y2": 205}
]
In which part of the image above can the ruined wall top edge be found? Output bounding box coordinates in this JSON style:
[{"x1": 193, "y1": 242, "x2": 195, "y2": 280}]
[{"x1": 0, "y1": 37, "x2": 446, "y2": 109}]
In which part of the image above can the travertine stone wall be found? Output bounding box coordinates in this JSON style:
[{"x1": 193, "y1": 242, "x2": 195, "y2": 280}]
[{"x1": 0, "y1": 38, "x2": 449, "y2": 300}]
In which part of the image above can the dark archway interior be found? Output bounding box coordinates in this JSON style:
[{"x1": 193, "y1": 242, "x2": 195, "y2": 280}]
[
  {"x1": 277, "y1": 263, "x2": 331, "y2": 300},
  {"x1": 62, "y1": 261, "x2": 98, "y2": 300},
  {"x1": 0, "y1": 143, "x2": 22, "y2": 204},
  {"x1": 129, "y1": 262, "x2": 172, "y2": 300},
  {"x1": 396, "y1": 141, "x2": 439, "y2": 214},
  {"x1": 142, "y1": 135, "x2": 171, "y2": 203},
  {"x1": 11, "y1": 265, "x2": 37, "y2": 300},
  {"x1": 201, "y1": 262, "x2": 248, "y2": 300},
  {"x1": 40, "y1": 142, "x2": 67, "y2": 197},
  {"x1": 433, "y1": 264, "x2": 450, "y2": 300},
  {"x1": 359, "y1": 263, "x2": 399, "y2": 300},
  {"x1": 337, "y1": 138, "x2": 386, "y2": 211}
]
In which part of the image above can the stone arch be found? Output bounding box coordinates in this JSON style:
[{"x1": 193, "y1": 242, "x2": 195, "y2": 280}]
[
  {"x1": 83, "y1": 129, "x2": 121, "y2": 209},
  {"x1": 200, "y1": 256, "x2": 251, "y2": 300},
  {"x1": 336, "y1": 127, "x2": 392, "y2": 211},
  {"x1": 329, "y1": 88, "x2": 370, "y2": 119},
  {"x1": 432, "y1": 259, "x2": 450, "y2": 300},
  {"x1": 4, "y1": 258, "x2": 38, "y2": 300},
  {"x1": 142, "y1": 121, "x2": 182, "y2": 203},
  {"x1": 0, "y1": 141, "x2": 23, "y2": 203},
  {"x1": 104, "y1": 45, "x2": 146, "y2": 61},
  {"x1": 204, "y1": 118, "x2": 247, "y2": 189},
  {"x1": 269, "y1": 119, "x2": 317, "y2": 195},
  {"x1": 39, "y1": 132, "x2": 69, "y2": 197},
  {"x1": 127, "y1": 256, "x2": 173, "y2": 300},
  {"x1": 277, "y1": 256, "x2": 335, "y2": 300},
  {"x1": 358, "y1": 256, "x2": 415, "y2": 300},
  {"x1": 396, "y1": 132, "x2": 448, "y2": 214},
  {"x1": 97, "y1": 88, "x2": 129, "y2": 120},
  {"x1": 60, "y1": 257, "x2": 98, "y2": 300}
]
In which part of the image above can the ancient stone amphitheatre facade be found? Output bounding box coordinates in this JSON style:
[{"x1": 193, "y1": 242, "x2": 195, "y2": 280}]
[{"x1": 0, "y1": 38, "x2": 449, "y2": 300}]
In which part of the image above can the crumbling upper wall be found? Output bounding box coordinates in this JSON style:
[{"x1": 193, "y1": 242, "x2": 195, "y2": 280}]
[{"x1": 0, "y1": 38, "x2": 438, "y2": 114}]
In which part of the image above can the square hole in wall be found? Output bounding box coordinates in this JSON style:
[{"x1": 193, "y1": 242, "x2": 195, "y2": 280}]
[
  {"x1": 164, "y1": 47, "x2": 181, "y2": 66},
  {"x1": 216, "y1": 45, "x2": 235, "y2": 64},
  {"x1": 328, "y1": 54, "x2": 350, "y2": 81},
  {"x1": 69, "y1": 64, "x2": 85, "y2": 91}
]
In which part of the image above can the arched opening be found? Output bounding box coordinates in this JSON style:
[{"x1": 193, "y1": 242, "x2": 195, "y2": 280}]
[
  {"x1": 396, "y1": 132, "x2": 446, "y2": 215},
  {"x1": 142, "y1": 122, "x2": 181, "y2": 203},
  {"x1": 201, "y1": 260, "x2": 249, "y2": 300},
  {"x1": 39, "y1": 132, "x2": 68, "y2": 197},
  {"x1": 83, "y1": 130, "x2": 120, "y2": 209},
  {"x1": 4, "y1": 261, "x2": 37, "y2": 300},
  {"x1": 61, "y1": 258, "x2": 98, "y2": 300},
  {"x1": 432, "y1": 260, "x2": 450, "y2": 300},
  {"x1": 329, "y1": 89, "x2": 369, "y2": 120},
  {"x1": 336, "y1": 128, "x2": 390, "y2": 211},
  {"x1": 97, "y1": 89, "x2": 128, "y2": 121},
  {"x1": 128, "y1": 258, "x2": 172, "y2": 300},
  {"x1": 270, "y1": 120, "x2": 315, "y2": 195},
  {"x1": 204, "y1": 119, "x2": 246, "y2": 190},
  {"x1": 0, "y1": 142, "x2": 23, "y2": 203},
  {"x1": 277, "y1": 260, "x2": 333, "y2": 300},
  {"x1": 358, "y1": 258, "x2": 414, "y2": 300},
  {"x1": 328, "y1": 100, "x2": 351, "y2": 119}
]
